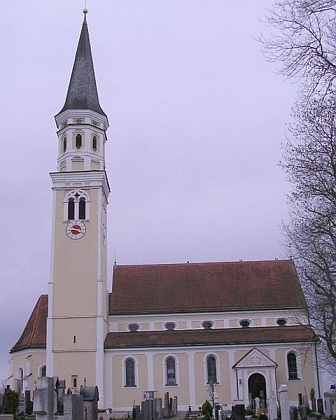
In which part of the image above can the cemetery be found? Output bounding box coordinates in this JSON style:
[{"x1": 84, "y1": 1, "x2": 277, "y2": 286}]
[{"x1": 0, "y1": 378, "x2": 335, "y2": 420}]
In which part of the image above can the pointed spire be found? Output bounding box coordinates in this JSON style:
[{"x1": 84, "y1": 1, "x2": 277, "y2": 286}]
[{"x1": 57, "y1": 10, "x2": 106, "y2": 116}]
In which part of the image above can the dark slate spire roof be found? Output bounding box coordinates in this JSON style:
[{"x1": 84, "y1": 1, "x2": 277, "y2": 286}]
[{"x1": 57, "y1": 11, "x2": 106, "y2": 116}]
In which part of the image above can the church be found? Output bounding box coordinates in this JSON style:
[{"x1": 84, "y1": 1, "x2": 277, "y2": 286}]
[{"x1": 8, "y1": 10, "x2": 323, "y2": 414}]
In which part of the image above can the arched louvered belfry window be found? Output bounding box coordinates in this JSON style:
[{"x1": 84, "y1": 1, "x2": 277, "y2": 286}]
[
  {"x1": 68, "y1": 197, "x2": 75, "y2": 220},
  {"x1": 79, "y1": 197, "x2": 86, "y2": 220},
  {"x1": 65, "y1": 190, "x2": 90, "y2": 221},
  {"x1": 125, "y1": 358, "x2": 136, "y2": 387}
]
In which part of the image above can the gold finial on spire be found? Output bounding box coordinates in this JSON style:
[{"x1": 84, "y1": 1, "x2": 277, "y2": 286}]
[{"x1": 83, "y1": 0, "x2": 88, "y2": 14}]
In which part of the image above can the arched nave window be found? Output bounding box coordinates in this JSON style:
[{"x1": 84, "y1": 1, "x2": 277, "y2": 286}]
[
  {"x1": 123, "y1": 356, "x2": 138, "y2": 387},
  {"x1": 125, "y1": 358, "x2": 136, "y2": 387},
  {"x1": 64, "y1": 190, "x2": 90, "y2": 221},
  {"x1": 287, "y1": 351, "x2": 300, "y2": 380},
  {"x1": 204, "y1": 354, "x2": 220, "y2": 385},
  {"x1": 165, "y1": 356, "x2": 178, "y2": 386},
  {"x1": 207, "y1": 355, "x2": 217, "y2": 384}
]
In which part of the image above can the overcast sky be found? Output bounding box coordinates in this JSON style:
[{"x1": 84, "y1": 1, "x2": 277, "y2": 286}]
[{"x1": 0, "y1": 1, "x2": 306, "y2": 386}]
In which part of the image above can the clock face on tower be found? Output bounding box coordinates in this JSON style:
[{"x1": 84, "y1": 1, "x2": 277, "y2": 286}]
[{"x1": 66, "y1": 220, "x2": 86, "y2": 240}]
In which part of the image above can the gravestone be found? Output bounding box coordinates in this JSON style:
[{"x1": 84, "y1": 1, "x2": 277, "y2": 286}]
[
  {"x1": 33, "y1": 377, "x2": 57, "y2": 420},
  {"x1": 316, "y1": 399, "x2": 323, "y2": 414},
  {"x1": 25, "y1": 390, "x2": 33, "y2": 414},
  {"x1": 324, "y1": 398, "x2": 332, "y2": 417},
  {"x1": 154, "y1": 398, "x2": 163, "y2": 420},
  {"x1": 171, "y1": 396, "x2": 177, "y2": 416},
  {"x1": 233, "y1": 403, "x2": 245, "y2": 420},
  {"x1": 298, "y1": 405, "x2": 307, "y2": 420},
  {"x1": 163, "y1": 392, "x2": 170, "y2": 418},
  {"x1": 290, "y1": 405, "x2": 298, "y2": 420},
  {"x1": 279, "y1": 385, "x2": 289, "y2": 420},
  {"x1": 141, "y1": 400, "x2": 150, "y2": 420},
  {"x1": 298, "y1": 394, "x2": 303, "y2": 406},
  {"x1": 133, "y1": 405, "x2": 141, "y2": 420},
  {"x1": 63, "y1": 394, "x2": 83, "y2": 420},
  {"x1": 80, "y1": 386, "x2": 99, "y2": 420},
  {"x1": 56, "y1": 380, "x2": 66, "y2": 414},
  {"x1": 268, "y1": 391, "x2": 277, "y2": 420}
]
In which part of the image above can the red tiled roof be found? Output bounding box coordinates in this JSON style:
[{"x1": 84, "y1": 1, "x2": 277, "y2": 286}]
[
  {"x1": 109, "y1": 260, "x2": 306, "y2": 315},
  {"x1": 104, "y1": 325, "x2": 318, "y2": 349},
  {"x1": 10, "y1": 294, "x2": 48, "y2": 353}
]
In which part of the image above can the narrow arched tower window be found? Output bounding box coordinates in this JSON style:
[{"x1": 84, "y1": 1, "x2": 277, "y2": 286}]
[
  {"x1": 79, "y1": 197, "x2": 86, "y2": 220},
  {"x1": 63, "y1": 137, "x2": 67, "y2": 153},
  {"x1": 92, "y1": 136, "x2": 97, "y2": 151},
  {"x1": 68, "y1": 198, "x2": 75, "y2": 220},
  {"x1": 76, "y1": 134, "x2": 82, "y2": 149}
]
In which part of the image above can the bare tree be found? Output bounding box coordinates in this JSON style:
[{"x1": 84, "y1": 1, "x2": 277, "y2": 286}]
[
  {"x1": 260, "y1": 0, "x2": 336, "y2": 99},
  {"x1": 282, "y1": 96, "x2": 336, "y2": 369},
  {"x1": 261, "y1": 1, "x2": 336, "y2": 370}
]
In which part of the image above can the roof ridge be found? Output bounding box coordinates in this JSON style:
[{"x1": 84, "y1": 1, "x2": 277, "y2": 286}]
[{"x1": 114, "y1": 259, "x2": 291, "y2": 268}]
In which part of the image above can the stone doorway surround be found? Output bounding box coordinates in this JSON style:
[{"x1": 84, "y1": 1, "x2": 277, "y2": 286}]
[{"x1": 233, "y1": 348, "x2": 278, "y2": 410}]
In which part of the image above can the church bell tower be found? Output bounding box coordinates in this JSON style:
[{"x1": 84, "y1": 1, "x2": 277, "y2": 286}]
[{"x1": 46, "y1": 10, "x2": 109, "y2": 405}]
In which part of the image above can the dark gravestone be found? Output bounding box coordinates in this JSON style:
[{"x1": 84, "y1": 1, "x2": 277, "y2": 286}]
[
  {"x1": 234, "y1": 404, "x2": 245, "y2": 420},
  {"x1": 298, "y1": 405, "x2": 307, "y2": 420},
  {"x1": 163, "y1": 393, "x2": 170, "y2": 419},
  {"x1": 298, "y1": 394, "x2": 303, "y2": 406},
  {"x1": 80, "y1": 386, "x2": 99, "y2": 420},
  {"x1": 149, "y1": 399, "x2": 154, "y2": 420},
  {"x1": 171, "y1": 397, "x2": 177, "y2": 416},
  {"x1": 133, "y1": 405, "x2": 141, "y2": 420},
  {"x1": 156, "y1": 398, "x2": 163, "y2": 420},
  {"x1": 290, "y1": 406, "x2": 298, "y2": 420},
  {"x1": 317, "y1": 399, "x2": 323, "y2": 414},
  {"x1": 63, "y1": 394, "x2": 83, "y2": 420},
  {"x1": 141, "y1": 400, "x2": 149, "y2": 420}
]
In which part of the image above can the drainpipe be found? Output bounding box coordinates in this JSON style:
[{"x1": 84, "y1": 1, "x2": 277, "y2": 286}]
[
  {"x1": 236, "y1": 369, "x2": 240, "y2": 400},
  {"x1": 314, "y1": 341, "x2": 321, "y2": 399}
]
